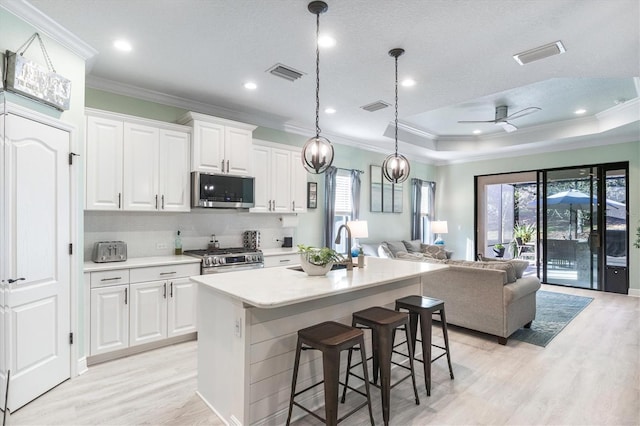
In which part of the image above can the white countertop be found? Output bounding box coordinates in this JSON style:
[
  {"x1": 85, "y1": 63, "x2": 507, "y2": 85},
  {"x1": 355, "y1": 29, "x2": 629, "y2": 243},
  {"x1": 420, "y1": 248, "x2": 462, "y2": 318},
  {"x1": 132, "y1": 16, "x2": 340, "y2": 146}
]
[
  {"x1": 191, "y1": 256, "x2": 447, "y2": 309},
  {"x1": 83, "y1": 255, "x2": 201, "y2": 272},
  {"x1": 260, "y1": 247, "x2": 298, "y2": 256}
]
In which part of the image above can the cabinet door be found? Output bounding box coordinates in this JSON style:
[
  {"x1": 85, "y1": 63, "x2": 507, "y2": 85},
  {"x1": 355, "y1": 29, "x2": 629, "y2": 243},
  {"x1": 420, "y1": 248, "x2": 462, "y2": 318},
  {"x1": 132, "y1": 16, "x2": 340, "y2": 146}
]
[
  {"x1": 91, "y1": 285, "x2": 129, "y2": 355},
  {"x1": 129, "y1": 280, "x2": 167, "y2": 346},
  {"x1": 159, "y1": 129, "x2": 190, "y2": 212},
  {"x1": 250, "y1": 145, "x2": 271, "y2": 213},
  {"x1": 290, "y1": 151, "x2": 308, "y2": 213},
  {"x1": 192, "y1": 121, "x2": 224, "y2": 173},
  {"x1": 86, "y1": 116, "x2": 123, "y2": 210},
  {"x1": 271, "y1": 148, "x2": 292, "y2": 212},
  {"x1": 167, "y1": 277, "x2": 197, "y2": 337},
  {"x1": 224, "y1": 127, "x2": 252, "y2": 176},
  {"x1": 123, "y1": 123, "x2": 160, "y2": 211},
  {"x1": 263, "y1": 253, "x2": 300, "y2": 268}
]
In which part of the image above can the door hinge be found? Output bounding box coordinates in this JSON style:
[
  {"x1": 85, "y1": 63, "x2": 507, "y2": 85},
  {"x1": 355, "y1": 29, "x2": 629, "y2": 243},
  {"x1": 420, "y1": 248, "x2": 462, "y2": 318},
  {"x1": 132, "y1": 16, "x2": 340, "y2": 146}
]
[
  {"x1": 69, "y1": 332, "x2": 74, "y2": 344},
  {"x1": 69, "y1": 243, "x2": 73, "y2": 255},
  {"x1": 69, "y1": 152, "x2": 79, "y2": 165}
]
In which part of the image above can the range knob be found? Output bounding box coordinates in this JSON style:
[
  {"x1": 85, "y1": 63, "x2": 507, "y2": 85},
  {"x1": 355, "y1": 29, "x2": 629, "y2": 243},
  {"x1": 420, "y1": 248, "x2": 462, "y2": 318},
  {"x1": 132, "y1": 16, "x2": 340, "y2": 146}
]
[{"x1": 204, "y1": 258, "x2": 211, "y2": 266}]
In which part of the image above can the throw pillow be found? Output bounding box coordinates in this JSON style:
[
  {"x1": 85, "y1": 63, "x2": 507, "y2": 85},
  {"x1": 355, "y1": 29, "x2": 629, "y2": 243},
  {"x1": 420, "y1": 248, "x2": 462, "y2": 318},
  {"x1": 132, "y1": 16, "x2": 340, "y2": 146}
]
[
  {"x1": 479, "y1": 256, "x2": 529, "y2": 279},
  {"x1": 483, "y1": 262, "x2": 517, "y2": 283},
  {"x1": 360, "y1": 243, "x2": 379, "y2": 257},
  {"x1": 420, "y1": 244, "x2": 448, "y2": 260},
  {"x1": 402, "y1": 239, "x2": 422, "y2": 253},
  {"x1": 378, "y1": 244, "x2": 394, "y2": 258},
  {"x1": 382, "y1": 241, "x2": 407, "y2": 257}
]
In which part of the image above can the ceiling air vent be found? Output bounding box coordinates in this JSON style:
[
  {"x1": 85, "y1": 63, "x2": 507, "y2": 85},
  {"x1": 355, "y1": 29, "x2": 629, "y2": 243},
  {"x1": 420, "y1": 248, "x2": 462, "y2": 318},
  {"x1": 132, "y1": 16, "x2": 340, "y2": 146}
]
[
  {"x1": 513, "y1": 40, "x2": 566, "y2": 65},
  {"x1": 267, "y1": 63, "x2": 305, "y2": 82},
  {"x1": 360, "y1": 100, "x2": 391, "y2": 112}
]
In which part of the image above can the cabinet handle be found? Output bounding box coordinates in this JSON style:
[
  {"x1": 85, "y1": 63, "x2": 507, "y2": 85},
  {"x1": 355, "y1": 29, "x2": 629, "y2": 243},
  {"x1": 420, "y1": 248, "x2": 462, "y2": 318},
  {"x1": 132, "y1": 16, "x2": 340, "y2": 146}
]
[
  {"x1": 160, "y1": 271, "x2": 176, "y2": 275},
  {"x1": 221, "y1": 160, "x2": 225, "y2": 173},
  {"x1": 101, "y1": 277, "x2": 122, "y2": 281},
  {"x1": 118, "y1": 192, "x2": 121, "y2": 209},
  {"x1": 124, "y1": 288, "x2": 128, "y2": 305},
  {"x1": 279, "y1": 259, "x2": 291, "y2": 263},
  {"x1": 226, "y1": 160, "x2": 230, "y2": 173},
  {"x1": 292, "y1": 200, "x2": 295, "y2": 210},
  {"x1": 161, "y1": 194, "x2": 165, "y2": 210},
  {"x1": 163, "y1": 283, "x2": 167, "y2": 299},
  {"x1": 155, "y1": 194, "x2": 158, "y2": 209},
  {"x1": 170, "y1": 282, "x2": 174, "y2": 297}
]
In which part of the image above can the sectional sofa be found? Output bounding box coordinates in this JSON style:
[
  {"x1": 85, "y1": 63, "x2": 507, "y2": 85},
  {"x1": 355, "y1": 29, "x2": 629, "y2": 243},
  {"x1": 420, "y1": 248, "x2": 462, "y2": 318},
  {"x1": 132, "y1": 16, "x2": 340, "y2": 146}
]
[{"x1": 361, "y1": 240, "x2": 541, "y2": 344}]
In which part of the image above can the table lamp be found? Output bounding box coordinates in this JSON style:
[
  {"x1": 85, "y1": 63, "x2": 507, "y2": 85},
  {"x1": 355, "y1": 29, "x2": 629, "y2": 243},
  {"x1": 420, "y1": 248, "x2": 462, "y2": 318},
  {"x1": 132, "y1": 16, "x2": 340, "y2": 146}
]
[
  {"x1": 347, "y1": 220, "x2": 369, "y2": 258},
  {"x1": 432, "y1": 221, "x2": 448, "y2": 245}
]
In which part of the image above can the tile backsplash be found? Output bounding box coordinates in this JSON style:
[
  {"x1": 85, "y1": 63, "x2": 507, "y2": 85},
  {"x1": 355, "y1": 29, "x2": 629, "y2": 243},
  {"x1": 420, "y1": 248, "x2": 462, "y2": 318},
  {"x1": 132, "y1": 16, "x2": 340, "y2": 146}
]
[{"x1": 84, "y1": 210, "x2": 297, "y2": 259}]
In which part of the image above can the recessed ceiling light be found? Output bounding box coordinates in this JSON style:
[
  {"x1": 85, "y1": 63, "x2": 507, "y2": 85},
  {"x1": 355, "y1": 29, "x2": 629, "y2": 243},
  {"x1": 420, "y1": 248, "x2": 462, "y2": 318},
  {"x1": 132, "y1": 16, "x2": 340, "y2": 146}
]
[
  {"x1": 473, "y1": 129, "x2": 482, "y2": 135},
  {"x1": 324, "y1": 107, "x2": 336, "y2": 114},
  {"x1": 318, "y1": 35, "x2": 336, "y2": 48},
  {"x1": 113, "y1": 39, "x2": 132, "y2": 52},
  {"x1": 243, "y1": 82, "x2": 257, "y2": 90},
  {"x1": 574, "y1": 108, "x2": 587, "y2": 115},
  {"x1": 401, "y1": 78, "x2": 416, "y2": 87}
]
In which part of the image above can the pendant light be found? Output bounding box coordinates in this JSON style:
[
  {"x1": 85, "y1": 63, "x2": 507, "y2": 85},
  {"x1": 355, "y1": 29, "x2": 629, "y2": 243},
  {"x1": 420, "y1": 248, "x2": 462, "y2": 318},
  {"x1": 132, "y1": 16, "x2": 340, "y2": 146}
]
[
  {"x1": 301, "y1": 1, "x2": 335, "y2": 174},
  {"x1": 382, "y1": 48, "x2": 411, "y2": 184}
]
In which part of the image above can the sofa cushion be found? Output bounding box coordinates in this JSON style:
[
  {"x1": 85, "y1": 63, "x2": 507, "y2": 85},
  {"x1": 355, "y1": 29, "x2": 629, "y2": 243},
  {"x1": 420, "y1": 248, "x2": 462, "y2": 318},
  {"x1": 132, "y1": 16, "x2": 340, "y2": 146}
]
[
  {"x1": 420, "y1": 244, "x2": 448, "y2": 260},
  {"x1": 381, "y1": 241, "x2": 407, "y2": 257},
  {"x1": 360, "y1": 243, "x2": 379, "y2": 257},
  {"x1": 448, "y1": 259, "x2": 517, "y2": 283},
  {"x1": 480, "y1": 256, "x2": 529, "y2": 279},
  {"x1": 402, "y1": 239, "x2": 422, "y2": 253},
  {"x1": 396, "y1": 252, "x2": 449, "y2": 264}
]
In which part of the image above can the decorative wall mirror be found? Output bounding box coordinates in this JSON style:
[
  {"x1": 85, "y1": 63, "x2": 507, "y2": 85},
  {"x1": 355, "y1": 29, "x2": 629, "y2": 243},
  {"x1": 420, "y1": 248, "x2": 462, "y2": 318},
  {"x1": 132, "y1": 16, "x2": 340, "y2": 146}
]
[{"x1": 370, "y1": 164, "x2": 402, "y2": 213}]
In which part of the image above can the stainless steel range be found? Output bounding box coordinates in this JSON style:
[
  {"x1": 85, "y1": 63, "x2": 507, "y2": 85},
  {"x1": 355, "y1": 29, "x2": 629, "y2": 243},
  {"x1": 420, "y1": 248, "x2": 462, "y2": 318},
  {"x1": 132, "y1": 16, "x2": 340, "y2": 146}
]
[{"x1": 184, "y1": 247, "x2": 264, "y2": 274}]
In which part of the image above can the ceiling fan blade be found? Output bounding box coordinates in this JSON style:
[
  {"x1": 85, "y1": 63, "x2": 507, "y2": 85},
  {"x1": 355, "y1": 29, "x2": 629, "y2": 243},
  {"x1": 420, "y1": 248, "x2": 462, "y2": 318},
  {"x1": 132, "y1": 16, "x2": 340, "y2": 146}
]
[
  {"x1": 498, "y1": 121, "x2": 518, "y2": 132},
  {"x1": 458, "y1": 119, "x2": 497, "y2": 124},
  {"x1": 505, "y1": 106, "x2": 541, "y2": 120}
]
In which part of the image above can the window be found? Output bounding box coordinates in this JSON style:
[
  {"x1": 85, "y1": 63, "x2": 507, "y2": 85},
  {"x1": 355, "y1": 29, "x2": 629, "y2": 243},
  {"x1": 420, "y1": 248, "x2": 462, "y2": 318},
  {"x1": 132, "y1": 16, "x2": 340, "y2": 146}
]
[
  {"x1": 420, "y1": 183, "x2": 434, "y2": 243},
  {"x1": 333, "y1": 171, "x2": 352, "y2": 253}
]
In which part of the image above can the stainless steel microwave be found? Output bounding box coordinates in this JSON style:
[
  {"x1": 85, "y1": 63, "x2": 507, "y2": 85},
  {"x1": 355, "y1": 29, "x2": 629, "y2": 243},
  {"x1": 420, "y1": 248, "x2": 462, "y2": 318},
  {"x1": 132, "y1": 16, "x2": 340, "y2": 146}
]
[{"x1": 191, "y1": 172, "x2": 255, "y2": 209}]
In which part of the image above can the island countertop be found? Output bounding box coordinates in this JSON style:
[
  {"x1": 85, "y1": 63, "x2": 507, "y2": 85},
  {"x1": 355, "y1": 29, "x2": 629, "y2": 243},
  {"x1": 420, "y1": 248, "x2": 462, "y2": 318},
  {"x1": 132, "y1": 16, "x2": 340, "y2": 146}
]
[{"x1": 190, "y1": 256, "x2": 447, "y2": 308}]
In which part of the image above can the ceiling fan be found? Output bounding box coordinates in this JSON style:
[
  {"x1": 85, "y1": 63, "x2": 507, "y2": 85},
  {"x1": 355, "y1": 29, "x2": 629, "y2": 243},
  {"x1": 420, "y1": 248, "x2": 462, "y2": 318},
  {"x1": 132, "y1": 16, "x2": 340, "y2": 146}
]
[{"x1": 458, "y1": 105, "x2": 541, "y2": 133}]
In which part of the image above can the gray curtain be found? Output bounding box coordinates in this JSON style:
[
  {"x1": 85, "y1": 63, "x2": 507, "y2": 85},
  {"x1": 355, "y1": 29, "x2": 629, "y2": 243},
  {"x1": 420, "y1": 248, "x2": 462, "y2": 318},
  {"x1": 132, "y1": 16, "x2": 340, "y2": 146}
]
[
  {"x1": 411, "y1": 179, "x2": 436, "y2": 242},
  {"x1": 350, "y1": 170, "x2": 362, "y2": 220},
  {"x1": 323, "y1": 166, "x2": 338, "y2": 248}
]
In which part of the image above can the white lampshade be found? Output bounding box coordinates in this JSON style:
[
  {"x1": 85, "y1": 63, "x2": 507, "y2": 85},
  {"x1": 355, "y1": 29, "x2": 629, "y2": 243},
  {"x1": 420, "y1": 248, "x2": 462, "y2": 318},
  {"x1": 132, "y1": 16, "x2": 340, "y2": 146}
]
[
  {"x1": 431, "y1": 221, "x2": 448, "y2": 234},
  {"x1": 346, "y1": 220, "x2": 369, "y2": 239}
]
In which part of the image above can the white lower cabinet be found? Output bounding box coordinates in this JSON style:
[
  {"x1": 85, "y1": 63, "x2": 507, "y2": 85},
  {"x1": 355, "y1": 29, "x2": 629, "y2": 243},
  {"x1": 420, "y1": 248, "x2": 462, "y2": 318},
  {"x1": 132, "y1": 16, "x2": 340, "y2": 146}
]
[{"x1": 89, "y1": 262, "x2": 199, "y2": 357}]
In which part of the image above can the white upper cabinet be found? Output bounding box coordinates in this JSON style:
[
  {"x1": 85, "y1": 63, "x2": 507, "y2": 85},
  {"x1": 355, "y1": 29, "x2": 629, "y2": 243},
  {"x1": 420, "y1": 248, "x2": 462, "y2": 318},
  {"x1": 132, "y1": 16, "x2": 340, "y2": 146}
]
[
  {"x1": 85, "y1": 109, "x2": 191, "y2": 212},
  {"x1": 250, "y1": 140, "x2": 308, "y2": 214},
  {"x1": 178, "y1": 112, "x2": 256, "y2": 176}
]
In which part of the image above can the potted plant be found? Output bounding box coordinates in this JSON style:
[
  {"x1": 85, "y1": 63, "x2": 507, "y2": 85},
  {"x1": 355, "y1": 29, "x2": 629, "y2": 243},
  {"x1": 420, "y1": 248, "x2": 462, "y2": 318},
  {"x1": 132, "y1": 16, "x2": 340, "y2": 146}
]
[
  {"x1": 493, "y1": 243, "x2": 505, "y2": 258},
  {"x1": 297, "y1": 245, "x2": 344, "y2": 276}
]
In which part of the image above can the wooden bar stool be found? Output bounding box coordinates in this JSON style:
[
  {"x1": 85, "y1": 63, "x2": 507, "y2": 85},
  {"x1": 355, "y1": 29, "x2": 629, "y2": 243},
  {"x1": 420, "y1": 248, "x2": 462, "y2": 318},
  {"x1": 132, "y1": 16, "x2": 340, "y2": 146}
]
[
  {"x1": 394, "y1": 295, "x2": 455, "y2": 396},
  {"x1": 286, "y1": 321, "x2": 375, "y2": 426},
  {"x1": 342, "y1": 306, "x2": 420, "y2": 426}
]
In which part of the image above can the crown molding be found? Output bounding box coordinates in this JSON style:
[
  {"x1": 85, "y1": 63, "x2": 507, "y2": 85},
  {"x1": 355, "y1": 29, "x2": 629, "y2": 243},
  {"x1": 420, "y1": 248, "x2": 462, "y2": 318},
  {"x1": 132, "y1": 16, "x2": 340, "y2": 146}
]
[{"x1": 1, "y1": 0, "x2": 98, "y2": 62}]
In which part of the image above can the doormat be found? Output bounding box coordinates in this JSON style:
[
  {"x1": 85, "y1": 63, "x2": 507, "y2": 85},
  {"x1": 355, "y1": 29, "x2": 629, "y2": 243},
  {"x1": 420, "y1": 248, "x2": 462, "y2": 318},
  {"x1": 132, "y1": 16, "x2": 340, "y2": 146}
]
[{"x1": 510, "y1": 290, "x2": 593, "y2": 347}]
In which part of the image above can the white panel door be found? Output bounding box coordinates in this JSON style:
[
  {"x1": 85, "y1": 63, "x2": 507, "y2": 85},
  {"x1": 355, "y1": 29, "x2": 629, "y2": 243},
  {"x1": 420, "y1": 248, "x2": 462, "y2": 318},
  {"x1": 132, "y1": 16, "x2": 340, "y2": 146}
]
[
  {"x1": 129, "y1": 281, "x2": 167, "y2": 347},
  {"x1": 159, "y1": 129, "x2": 190, "y2": 212},
  {"x1": 4, "y1": 114, "x2": 70, "y2": 411},
  {"x1": 90, "y1": 285, "x2": 129, "y2": 356},
  {"x1": 290, "y1": 151, "x2": 308, "y2": 213},
  {"x1": 192, "y1": 121, "x2": 224, "y2": 173},
  {"x1": 271, "y1": 148, "x2": 292, "y2": 213},
  {"x1": 85, "y1": 116, "x2": 123, "y2": 210},
  {"x1": 250, "y1": 145, "x2": 271, "y2": 213},
  {"x1": 224, "y1": 127, "x2": 252, "y2": 176},
  {"x1": 167, "y1": 277, "x2": 197, "y2": 337},
  {"x1": 123, "y1": 123, "x2": 160, "y2": 211}
]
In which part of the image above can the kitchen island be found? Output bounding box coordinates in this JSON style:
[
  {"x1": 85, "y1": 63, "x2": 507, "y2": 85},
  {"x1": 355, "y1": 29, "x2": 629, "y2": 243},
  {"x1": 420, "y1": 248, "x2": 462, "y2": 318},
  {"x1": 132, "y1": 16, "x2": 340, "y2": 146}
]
[{"x1": 191, "y1": 256, "x2": 447, "y2": 425}]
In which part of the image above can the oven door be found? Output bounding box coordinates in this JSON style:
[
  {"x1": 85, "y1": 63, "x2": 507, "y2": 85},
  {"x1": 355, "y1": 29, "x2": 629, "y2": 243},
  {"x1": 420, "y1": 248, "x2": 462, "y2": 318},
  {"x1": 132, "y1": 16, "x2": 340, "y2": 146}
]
[{"x1": 202, "y1": 263, "x2": 264, "y2": 274}]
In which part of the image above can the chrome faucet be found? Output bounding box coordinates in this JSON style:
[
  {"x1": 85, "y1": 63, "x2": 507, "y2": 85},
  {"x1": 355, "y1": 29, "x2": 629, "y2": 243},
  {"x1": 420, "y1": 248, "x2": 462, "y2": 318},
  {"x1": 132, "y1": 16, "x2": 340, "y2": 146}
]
[{"x1": 335, "y1": 224, "x2": 354, "y2": 270}]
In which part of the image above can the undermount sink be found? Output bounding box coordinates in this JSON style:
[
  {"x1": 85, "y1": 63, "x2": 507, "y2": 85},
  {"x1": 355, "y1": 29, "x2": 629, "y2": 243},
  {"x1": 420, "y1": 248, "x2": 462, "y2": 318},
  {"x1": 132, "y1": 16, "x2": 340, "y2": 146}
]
[{"x1": 287, "y1": 263, "x2": 348, "y2": 272}]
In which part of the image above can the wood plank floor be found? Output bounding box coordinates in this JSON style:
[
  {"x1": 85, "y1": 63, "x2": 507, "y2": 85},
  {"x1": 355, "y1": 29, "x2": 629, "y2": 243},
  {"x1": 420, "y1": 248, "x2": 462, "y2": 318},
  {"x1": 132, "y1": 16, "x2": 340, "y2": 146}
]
[{"x1": 6, "y1": 285, "x2": 639, "y2": 425}]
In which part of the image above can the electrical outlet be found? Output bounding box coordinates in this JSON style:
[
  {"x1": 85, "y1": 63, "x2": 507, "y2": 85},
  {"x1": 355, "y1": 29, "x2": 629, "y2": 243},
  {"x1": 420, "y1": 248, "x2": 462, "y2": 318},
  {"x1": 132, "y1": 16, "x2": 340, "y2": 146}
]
[{"x1": 156, "y1": 243, "x2": 168, "y2": 250}]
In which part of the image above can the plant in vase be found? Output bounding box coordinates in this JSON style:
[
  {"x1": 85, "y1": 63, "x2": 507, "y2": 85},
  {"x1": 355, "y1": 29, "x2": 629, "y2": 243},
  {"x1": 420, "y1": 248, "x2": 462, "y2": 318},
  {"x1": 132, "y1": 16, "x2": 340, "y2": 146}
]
[
  {"x1": 493, "y1": 243, "x2": 505, "y2": 258},
  {"x1": 297, "y1": 244, "x2": 344, "y2": 276}
]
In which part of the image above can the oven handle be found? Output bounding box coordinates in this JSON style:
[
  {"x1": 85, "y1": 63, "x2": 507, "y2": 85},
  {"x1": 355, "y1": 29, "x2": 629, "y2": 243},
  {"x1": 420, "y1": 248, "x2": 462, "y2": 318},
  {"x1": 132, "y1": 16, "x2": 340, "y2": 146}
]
[{"x1": 202, "y1": 263, "x2": 264, "y2": 274}]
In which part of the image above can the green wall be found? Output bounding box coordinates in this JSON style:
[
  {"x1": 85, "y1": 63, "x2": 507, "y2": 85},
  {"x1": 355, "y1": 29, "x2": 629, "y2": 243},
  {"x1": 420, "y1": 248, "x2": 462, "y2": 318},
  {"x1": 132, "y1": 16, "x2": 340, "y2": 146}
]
[{"x1": 437, "y1": 141, "x2": 640, "y2": 291}]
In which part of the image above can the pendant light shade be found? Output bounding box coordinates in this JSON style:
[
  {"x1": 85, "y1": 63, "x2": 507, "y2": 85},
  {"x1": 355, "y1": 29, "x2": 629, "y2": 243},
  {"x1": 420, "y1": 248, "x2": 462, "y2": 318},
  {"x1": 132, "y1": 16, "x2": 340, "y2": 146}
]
[
  {"x1": 382, "y1": 48, "x2": 410, "y2": 184},
  {"x1": 302, "y1": 1, "x2": 334, "y2": 174}
]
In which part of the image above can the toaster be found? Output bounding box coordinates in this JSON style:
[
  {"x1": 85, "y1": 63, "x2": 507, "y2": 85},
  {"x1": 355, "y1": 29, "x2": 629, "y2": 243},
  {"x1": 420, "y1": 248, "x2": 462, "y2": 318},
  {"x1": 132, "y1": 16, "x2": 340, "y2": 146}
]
[{"x1": 92, "y1": 241, "x2": 127, "y2": 263}]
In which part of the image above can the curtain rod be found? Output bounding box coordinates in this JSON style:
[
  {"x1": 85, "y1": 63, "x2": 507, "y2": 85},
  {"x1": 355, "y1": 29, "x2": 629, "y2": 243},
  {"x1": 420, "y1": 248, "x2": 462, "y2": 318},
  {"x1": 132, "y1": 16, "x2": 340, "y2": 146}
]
[{"x1": 335, "y1": 167, "x2": 365, "y2": 174}]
